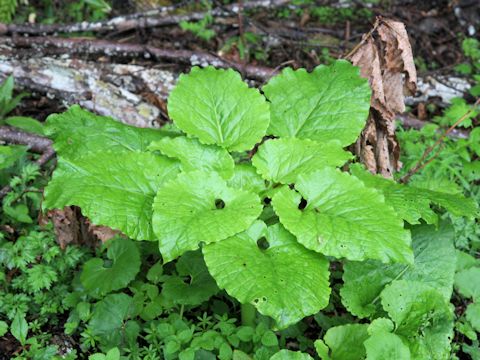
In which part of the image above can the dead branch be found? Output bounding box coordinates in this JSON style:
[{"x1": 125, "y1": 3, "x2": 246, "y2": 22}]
[
  {"x1": 397, "y1": 114, "x2": 469, "y2": 139},
  {"x1": 0, "y1": 126, "x2": 52, "y2": 153},
  {"x1": 0, "y1": 0, "x2": 290, "y2": 36},
  {"x1": 0, "y1": 36, "x2": 277, "y2": 81}
]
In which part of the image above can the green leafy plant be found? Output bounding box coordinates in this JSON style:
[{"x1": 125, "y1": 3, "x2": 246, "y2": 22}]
[
  {"x1": 455, "y1": 37, "x2": 480, "y2": 96},
  {"x1": 0, "y1": 0, "x2": 17, "y2": 23},
  {"x1": 42, "y1": 62, "x2": 477, "y2": 358},
  {"x1": 179, "y1": 0, "x2": 215, "y2": 41},
  {"x1": 0, "y1": 76, "x2": 44, "y2": 134}
]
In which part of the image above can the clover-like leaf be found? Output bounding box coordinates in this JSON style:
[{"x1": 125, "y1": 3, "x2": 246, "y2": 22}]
[
  {"x1": 44, "y1": 152, "x2": 180, "y2": 240},
  {"x1": 252, "y1": 138, "x2": 352, "y2": 184},
  {"x1": 351, "y1": 164, "x2": 478, "y2": 224},
  {"x1": 203, "y1": 223, "x2": 330, "y2": 329},
  {"x1": 167, "y1": 67, "x2": 270, "y2": 151},
  {"x1": 272, "y1": 168, "x2": 412, "y2": 263},
  {"x1": 81, "y1": 237, "x2": 141, "y2": 297},
  {"x1": 148, "y1": 136, "x2": 234, "y2": 179},
  {"x1": 341, "y1": 222, "x2": 456, "y2": 318},
  {"x1": 263, "y1": 60, "x2": 370, "y2": 146},
  {"x1": 45, "y1": 105, "x2": 173, "y2": 160},
  {"x1": 314, "y1": 324, "x2": 369, "y2": 360},
  {"x1": 153, "y1": 171, "x2": 262, "y2": 262},
  {"x1": 162, "y1": 250, "x2": 219, "y2": 306},
  {"x1": 381, "y1": 280, "x2": 454, "y2": 360}
]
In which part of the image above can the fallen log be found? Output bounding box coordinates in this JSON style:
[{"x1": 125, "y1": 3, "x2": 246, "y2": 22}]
[
  {"x1": 0, "y1": 55, "x2": 175, "y2": 127},
  {"x1": 0, "y1": 36, "x2": 277, "y2": 81}
]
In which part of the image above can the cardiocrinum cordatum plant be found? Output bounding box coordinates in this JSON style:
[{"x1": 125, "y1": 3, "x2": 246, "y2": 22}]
[{"x1": 44, "y1": 61, "x2": 478, "y2": 359}]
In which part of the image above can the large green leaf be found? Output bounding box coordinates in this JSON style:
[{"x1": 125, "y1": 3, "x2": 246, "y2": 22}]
[
  {"x1": 351, "y1": 165, "x2": 478, "y2": 224},
  {"x1": 45, "y1": 105, "x2": 172, "y2": 160},
  {"x1": 167, "y1": 66, "x2": 270, "y2": 152},
  {"x1": 203, "y1": 222, "x2": 330, "y2": 329},
  {"x1": 89, "y1": 294, "x2": 135, "y2": 336},
  {"x1": 381, "y1": 280, "x2": 454, "y2": 360},
  {"x1": 263, "y1": 60, "x2": 370, "y2": 146},
  {"x1": 162, "y1": 250, "x2": 219, "y2": 306},
  {"x1": 44, "y1": 152, "x2": 180, "y2": 240},
  {"x1": 148, "y1": 136, "x2": 234, "y2": 179},
  {"x1": 314, "y1": 324, "x2": 369, "y2": 360},
  {"x1": 152, "y1": 171, "x2": 262, "y2": 262},
  {"x1": 341, "y1": 222, "x2": 456, "y2": 318},
  {"x1": 81, "y1": 238, "x2": 141, "y2": 297},
  {"x1": 272, "y1": 168, "x2": 412, "y2": 263},
  {"x1": 89, "y1": 293, "x2": 138, "y2": 348},
  {"x1": 252, "y1": 138, "x2": 352, "y2": 184}
]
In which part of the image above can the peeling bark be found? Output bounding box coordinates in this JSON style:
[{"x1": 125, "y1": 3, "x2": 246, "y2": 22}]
[{"x1": 0, "y1": 55, "x2": 175, "y2": 127}]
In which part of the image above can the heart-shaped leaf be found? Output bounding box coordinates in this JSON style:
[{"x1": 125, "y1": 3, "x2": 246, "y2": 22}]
[
  {"x1": 167, "y1": 67, "x2": 270, "y2": 151},
  {"x1": 44, "y1": 152, "x2": 180, "y2": 240},
  {"x1": 263, "y1": 60, "x2": 370, "y2": 146},
  {"x1": 272, "y1": 168, "x2": 413, "y2": 263},
  {"x1": 153, "y1": 171, "x2": 262, "y2": 262},
  {"x1": 81, "y1": 237, "x2": 141, "y2": 297},
  {"x1": 203, "y1": 222, "x2": 330, "y2": 328}
]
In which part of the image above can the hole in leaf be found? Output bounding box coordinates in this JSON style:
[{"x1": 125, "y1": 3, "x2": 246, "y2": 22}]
[
  {"x1": 253, "y1": 298, "x2": 259, "y2": 304},
  {"x1": 242, "y1": 263, "x2": 247, "y2": 267},
  {"x1": 257, "y1": 237, "x2": 270, "y2": 250},
  {"x1": 215, "y1": 199, "x2": 225, "y2": 209},
  {"x1": 298, "y1": 197, "x2": 308, "y2": 210},
  {"x1": 182, "y1": 275, "x2": 192, "y2": 285},
  {"x1": 262, "y1": 296, "x2": 267, "y2": 302},
  {"x1": 263, "y1": 197, "x2": 271, "y2": 205}
]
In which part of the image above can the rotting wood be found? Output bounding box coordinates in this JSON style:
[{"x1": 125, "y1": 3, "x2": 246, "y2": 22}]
[{"x1": 0, "y1": 36, "x2": 277, "y2": 81}]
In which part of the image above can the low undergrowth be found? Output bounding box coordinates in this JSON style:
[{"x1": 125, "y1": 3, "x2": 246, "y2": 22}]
[{"x1": 0, "y1": 62, "x2": 479, "y2": 360}]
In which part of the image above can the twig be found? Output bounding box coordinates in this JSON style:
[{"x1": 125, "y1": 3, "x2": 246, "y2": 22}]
[
  {"x1": 344, "y1": 17, "x2": 380, "y2": 59},
  {"x1": 0, "y1": 126, "x2": 55, "y2": 199},
  {"x1": 0, "y1": 126, "x2": 52, "y2": 153},
  {"x1": 0, "y1": 36, "x2": 276, "y2": 81},
  {"x1": 399, "y1": 97, "x2": 480, "y2": 183},
  {"x1": 397, "y1": 114, "x2": 469, "y2": 139},
  {"x1": 0, "y1": 0, "x2": 290, "y2": 36}
]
